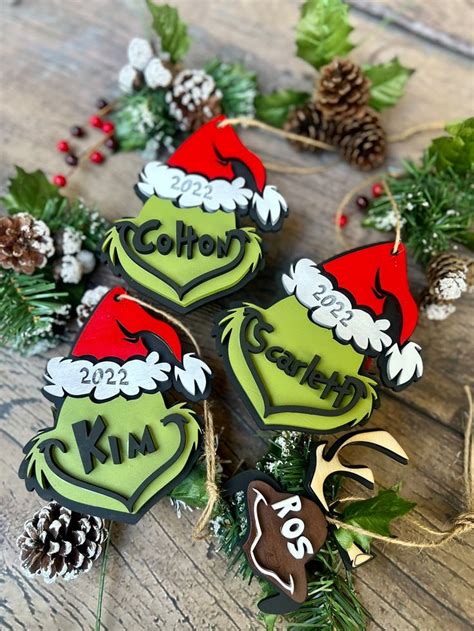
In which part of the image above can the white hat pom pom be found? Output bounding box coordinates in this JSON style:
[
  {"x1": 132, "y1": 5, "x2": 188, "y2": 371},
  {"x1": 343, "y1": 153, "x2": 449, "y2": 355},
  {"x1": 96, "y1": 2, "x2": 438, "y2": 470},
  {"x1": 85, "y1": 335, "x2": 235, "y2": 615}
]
[
  {"x1": 174, "y1": 353, "x2": 212, "y2": 400},
  {"x1": 252, "y1": 185, "x2": 288, "y2": 230},
  {"x1": 381, "y1": 342, "x2": 423, "y2": 390}
]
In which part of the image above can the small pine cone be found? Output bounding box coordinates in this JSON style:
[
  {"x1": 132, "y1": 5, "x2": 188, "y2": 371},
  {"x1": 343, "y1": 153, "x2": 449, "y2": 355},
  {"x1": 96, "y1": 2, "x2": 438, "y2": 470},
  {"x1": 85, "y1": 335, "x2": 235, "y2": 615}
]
[
  {"x1": 76, "y1": 285, "x2": 109, "y2": 327},
  {"x1": 419, "y1": 288, "x2": 457, "y2": 321},
  {"x1": 337, "y1": 108, "x2": 386, "y2": 170},
  {"x1": 426, "y1": 252, "x2": 469, "y2": 300},
  {"x1": 284, "y1": 102, "x2": 337, "y2": 152},
  {"x1": 316, "y1": 58, "x2": 371, "y2": 120},
  {"x1": 0, "y1": 212, "x2": 54, "y2": 274},
  {"x1": 17, "y1": 501, "x2": 108, "y2": 583},
  {"x1": 166, "y1": 69, "x2": 223, "y2": 132}
]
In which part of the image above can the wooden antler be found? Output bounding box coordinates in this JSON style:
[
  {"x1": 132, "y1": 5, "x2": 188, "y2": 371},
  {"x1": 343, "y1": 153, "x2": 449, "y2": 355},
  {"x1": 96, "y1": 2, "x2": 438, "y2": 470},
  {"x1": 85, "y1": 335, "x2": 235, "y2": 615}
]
[{"x1": 307, "y1": 429, "x2": 408, "y2": 512}]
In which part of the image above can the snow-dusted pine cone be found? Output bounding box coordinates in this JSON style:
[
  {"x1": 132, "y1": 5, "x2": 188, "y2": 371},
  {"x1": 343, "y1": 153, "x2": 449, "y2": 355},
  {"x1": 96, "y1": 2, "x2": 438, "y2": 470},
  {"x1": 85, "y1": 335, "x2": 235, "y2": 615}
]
[
  {"x1": 316, "y1": 58, "x2": 371, "y2": 120},
  {"x1": 166, "y1": 69, "x2": 223, "y2": 132},
  {"x1": 426, "y1": 252, "x2": 470, "y2": 300},
  {"x1": 0, "y1": 212, "x2": 54, "y2": 274},
  {"x1": 337, "y1": 108, "x2": 386, "y2": 170},
  {"x1": 76, "y1": 285, "x2": 109, "y2": 327},
  {"x1": 419, "y1": 288, "x2": 457, "y2": 321},
  {"x1": 284, "y1": 102, "x2": 338, "y2": 152},
  {"x1": 17, "y1": 501, "x2": 108, "y2": 583}
]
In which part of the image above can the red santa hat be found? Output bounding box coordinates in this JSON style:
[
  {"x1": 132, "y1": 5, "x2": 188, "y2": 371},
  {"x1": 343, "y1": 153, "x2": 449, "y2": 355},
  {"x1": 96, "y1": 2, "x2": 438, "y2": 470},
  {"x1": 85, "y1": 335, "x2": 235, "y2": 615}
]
[
  {"x1": 282, "y1": 242, "x2": 423, "y2": 390},
  {"x1": 136, "y1": 116, "x2": 288, "y2": 232},
  {"x1": 43, "y1": 287, "x2": 212, "y2": 402}
]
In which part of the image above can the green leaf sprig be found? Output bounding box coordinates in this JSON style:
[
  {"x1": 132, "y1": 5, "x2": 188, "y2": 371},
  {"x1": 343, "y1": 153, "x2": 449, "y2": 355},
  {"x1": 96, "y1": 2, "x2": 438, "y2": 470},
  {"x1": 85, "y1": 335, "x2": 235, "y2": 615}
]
[
  {"x1": 146, "y1": 1, "x2": 191, "y2": 64},
  {"x1": 363, "y1": 57, "x2": 414, "y2": 112},
  {"x1": 255, "y1": 90, "x2": 311, "y2": 128},
  {"x1": 296, "y1": 0, "x2": 354, "y2": 70}
]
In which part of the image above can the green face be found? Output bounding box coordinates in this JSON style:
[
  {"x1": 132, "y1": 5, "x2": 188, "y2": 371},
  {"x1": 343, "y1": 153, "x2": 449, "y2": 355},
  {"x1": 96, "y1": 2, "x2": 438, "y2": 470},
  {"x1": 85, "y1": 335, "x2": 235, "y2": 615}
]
[
  {"x1": 102, "y1": 197, "x2": 263, "y2": 312},
  {"x1": 21, "y1": 393, "x2": 201, "y2": 522},
  {"x1": 216, "y1": 296, "x2": 379, "y2": 433}
]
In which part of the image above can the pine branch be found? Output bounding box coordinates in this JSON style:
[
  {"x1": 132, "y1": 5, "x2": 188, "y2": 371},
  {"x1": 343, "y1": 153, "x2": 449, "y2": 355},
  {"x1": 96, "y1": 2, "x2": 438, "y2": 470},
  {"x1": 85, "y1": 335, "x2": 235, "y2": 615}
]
[
  {"x1": 363, "y1": 155, "x2": 474, "y2": 265},
  {"x1": 0, "y1": 270, "x2": 69, "y2": 354}
]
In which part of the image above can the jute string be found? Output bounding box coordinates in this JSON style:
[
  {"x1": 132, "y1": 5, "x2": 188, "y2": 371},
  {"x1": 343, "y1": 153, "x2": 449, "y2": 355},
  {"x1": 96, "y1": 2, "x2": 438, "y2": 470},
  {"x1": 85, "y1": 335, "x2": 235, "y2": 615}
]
[
  {"x1": 327, "y1": 386, "x2": 474, "y2": 549},
  {"x1": 117, "y1": 294, "x2": 219, "y2": 539},
  {"x1": 333, "y1": 175, "x2": 403, "y2": 253}
]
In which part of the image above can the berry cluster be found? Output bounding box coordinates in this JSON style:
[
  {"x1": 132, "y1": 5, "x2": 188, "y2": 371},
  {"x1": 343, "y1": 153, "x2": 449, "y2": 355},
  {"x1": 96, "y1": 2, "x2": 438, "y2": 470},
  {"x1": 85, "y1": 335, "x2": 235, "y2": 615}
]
[
  {"x1": 335, "y1": 181, "x2": 383, "y2": 228},
  {"x1": 52, "y1": 99, "x2": 119, "y2": 188}
]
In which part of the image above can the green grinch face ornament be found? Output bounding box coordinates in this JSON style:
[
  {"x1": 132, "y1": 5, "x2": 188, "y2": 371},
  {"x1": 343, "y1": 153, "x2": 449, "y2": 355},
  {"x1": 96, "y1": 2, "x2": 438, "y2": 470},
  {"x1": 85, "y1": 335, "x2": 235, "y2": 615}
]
[
  {"x1": 101, "y1": 117, "x2": 288, "y2": 313},
  {"x1": 215, "y1": 243, "x2": 423, "y2": 433},
  {"x1": 19, "y1": 287, "x2": 212, "y2": 523}
]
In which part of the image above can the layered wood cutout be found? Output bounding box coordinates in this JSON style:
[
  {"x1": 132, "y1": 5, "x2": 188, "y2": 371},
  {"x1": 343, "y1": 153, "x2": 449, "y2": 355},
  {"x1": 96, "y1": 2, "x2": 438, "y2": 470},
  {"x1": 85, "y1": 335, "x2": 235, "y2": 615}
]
[
  {"x1": 19, "y1": 287, "x2": 212, "y2": 523},
  {"x1": 225, "y1": 429, "x2": 409, "y2": 613},
  {"x1": 226, "y1": 471, "x2": 327, "y2": 615},
  {"x1": 102, "y1": 117, "x2": 288, "y2": 313},
  {"x1": 306, "y1": 429, "x2": 409, "y2": 570},
  {"x1": 215, "y1": 243, "x2": 423, "y2": 433}
]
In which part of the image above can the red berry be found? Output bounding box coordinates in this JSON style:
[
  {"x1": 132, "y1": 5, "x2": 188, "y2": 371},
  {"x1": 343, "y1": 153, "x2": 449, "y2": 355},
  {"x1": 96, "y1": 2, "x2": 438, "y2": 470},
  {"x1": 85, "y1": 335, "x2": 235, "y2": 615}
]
[
  {"x1": 70, "y1": 125, "x2": 85, "y2": 137},
  {"x1": 89, "y1": 151, "x2": 105, "y2": 164},
  {"x1": 336, "y1": 213, "x2": 348, "y2": 228},
  {"x1": 105, "y1": 137, "x2": 119, "y2": 152},
  {"x1": 372, "y1": 182, "x2": 384, "y2": 198},
  {"x1": 52, "y1": 174, "x2": 67, "y2": 187},
  {"x1": 89, "y1": 115, "x2": 103, "y2": 129},
  {"x1": 57, "y1": 139, "x2": 69, "y2": 153},
  {"x1": 356, "y1": 195, "x2": 369, "y2": 210},
  {"x1": 102, "y1": 121, "x2": 115, "y2": 134}
]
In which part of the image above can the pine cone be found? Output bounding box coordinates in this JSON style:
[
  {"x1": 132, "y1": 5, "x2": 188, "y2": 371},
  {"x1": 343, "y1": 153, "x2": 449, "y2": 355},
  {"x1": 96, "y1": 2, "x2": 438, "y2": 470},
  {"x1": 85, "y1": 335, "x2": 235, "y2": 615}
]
[
  {"x1": 337, "y1": 108, "x2": 386, "y2": 170},
  {"x1": 76, "y1": 285, "x2": 109, "y2": 327},
  {"x1": 166, "y1": 69, "x2": 223, "y2": 132},
  {"x1": 426, "y1": 252, "x2": 470, "y2": 300},
  {"x1": 0, "y1": 212, "x2": 54, "y2": 274},
  {"x1": 284, "y1": 102, "x2": 337, "y2": 152},
  {"x1": 17, "y1": 501, "x2": 107, "y2": 583},
  {"x1": 419, "y1": 288, "x2": 456, "y2": 321},
  {"x1": 316, "y1": 58, "x2": 371, "y2": 120}
]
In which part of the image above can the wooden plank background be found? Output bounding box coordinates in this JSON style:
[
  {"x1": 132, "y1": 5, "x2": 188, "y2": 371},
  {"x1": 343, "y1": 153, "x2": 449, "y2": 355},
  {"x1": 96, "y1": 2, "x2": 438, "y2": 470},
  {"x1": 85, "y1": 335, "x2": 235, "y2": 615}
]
[{"x1": 1, "y1": 1, "x2": 473, "y2": 629}]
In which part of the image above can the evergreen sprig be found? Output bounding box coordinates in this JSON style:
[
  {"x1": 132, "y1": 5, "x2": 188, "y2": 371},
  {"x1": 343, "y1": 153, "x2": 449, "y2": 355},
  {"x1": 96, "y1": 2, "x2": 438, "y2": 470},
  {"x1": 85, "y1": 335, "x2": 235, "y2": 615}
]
[
  {"x1": 363, "y1": 154, "x2": 474, "y2": 265},
  {"x1": 0, "y1": 270, "x2": 68, "y2": 354}
]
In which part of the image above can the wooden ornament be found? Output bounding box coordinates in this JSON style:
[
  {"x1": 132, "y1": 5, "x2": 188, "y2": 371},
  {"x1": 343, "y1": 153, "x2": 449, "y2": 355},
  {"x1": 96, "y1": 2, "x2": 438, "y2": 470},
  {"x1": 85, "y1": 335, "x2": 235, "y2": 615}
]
[
  {"x1": 305, "y1": 428, "x2": 408, "y2": 570},
  {"x1": 215, "y1": 242, "x2": 423, "y2": 433},
  {"x1": 19, "y1": 287, "x2": 212, "y2": 523},
  {"x1": 102, "y1": 117, "x2": 288, "y2": 313},
  {"x1": 226, "y1": 471, "x2": 327, "y2": 614}
]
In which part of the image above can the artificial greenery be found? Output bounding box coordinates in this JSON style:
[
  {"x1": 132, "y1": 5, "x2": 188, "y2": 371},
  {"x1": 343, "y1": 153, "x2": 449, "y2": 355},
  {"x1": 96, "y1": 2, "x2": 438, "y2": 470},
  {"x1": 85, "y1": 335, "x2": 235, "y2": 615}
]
[
  {"x1": 364, "y1": 152, "x2": 474, "y2": 265},
  {"x1": 113, "y1": 3, "x2": 258, "y2": 155},
  {"x1": 255, "y1": 90, "x2": 311, "y2": 128},
  {"x1": 256, "y1": 0, "x2": 413, "y2": 133},
  {"x1": 169, "y1": 431, "x2": 414, "y2": 630},
  {"x1": 204, "y1": 59, "x2": 258, "y2": 118},
  {"x1": 363, "y1": 58, "x2": 414, "y2": 112},
  {"x1": 296, "y1": 0, "x2": 354, "y2": 70},
  {"x1": 428, "y1": 118, "x2": 474, "y2": 175},
  {"x1": 146, "y1": 1, "x2": 191, "y2": 64},
  {"x1": 0, "y1": 271, "x2": 68, "y2": 354},
  {"x1": 0, "y1": 168, "x2": 109, "y2": 354}
]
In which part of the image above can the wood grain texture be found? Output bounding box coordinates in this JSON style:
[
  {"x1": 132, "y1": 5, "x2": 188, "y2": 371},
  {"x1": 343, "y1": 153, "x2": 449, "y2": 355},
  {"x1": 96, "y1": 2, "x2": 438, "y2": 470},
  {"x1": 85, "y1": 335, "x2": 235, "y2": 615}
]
[{"x1": 1, "y1": 0, "x2": 473, "y2": 629}]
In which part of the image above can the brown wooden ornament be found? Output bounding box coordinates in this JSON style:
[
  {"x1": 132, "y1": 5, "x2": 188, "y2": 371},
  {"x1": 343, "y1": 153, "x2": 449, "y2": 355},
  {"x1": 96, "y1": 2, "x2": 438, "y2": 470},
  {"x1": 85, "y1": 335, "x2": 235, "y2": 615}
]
[{"x1": 243, "y1": 480, "x2": 328, "y2": 605}]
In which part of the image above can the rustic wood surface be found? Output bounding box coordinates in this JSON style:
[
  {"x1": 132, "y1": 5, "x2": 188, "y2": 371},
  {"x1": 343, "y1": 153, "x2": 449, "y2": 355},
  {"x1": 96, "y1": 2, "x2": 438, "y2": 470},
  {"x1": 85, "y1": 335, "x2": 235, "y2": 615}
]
[{"x1": 1, "y1": 1, "x2": 473, "y2": 629}]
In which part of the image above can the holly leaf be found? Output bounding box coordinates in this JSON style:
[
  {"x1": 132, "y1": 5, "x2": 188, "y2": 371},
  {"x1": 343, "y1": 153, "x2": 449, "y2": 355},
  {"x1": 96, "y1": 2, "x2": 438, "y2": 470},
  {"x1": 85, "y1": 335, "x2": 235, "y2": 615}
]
[
  {"x1": 296, "y1": 0, "x2": 354, "y2": 70},
  {"x1": 146, "y1": 1, "x2": 190, "y2": 64},
  {"x1": 428, "y1": 117, "x2": 474, "y2": 175},
  {"x1": 255, "y1": 90, "x2": 310, "y2": 128},
  {"x1": 1, "y1": 166, "x2": 61, "y2": 215},
  {"x1": 335, "y1": 487, "x2": 415, "y2": 551},
  {"x1": 363, "y1": 58, "x2": 414, "y2": 111}
]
